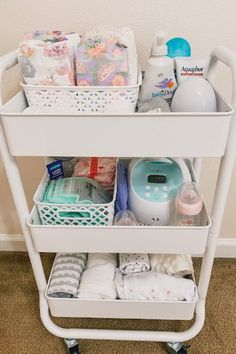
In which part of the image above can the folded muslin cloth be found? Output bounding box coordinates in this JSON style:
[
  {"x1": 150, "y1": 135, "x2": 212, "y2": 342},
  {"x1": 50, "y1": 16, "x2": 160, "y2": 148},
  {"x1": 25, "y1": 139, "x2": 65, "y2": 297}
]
[
  {"x1": 77, "y1": 253, "x2": 117, "y2": 300},
  {"x1": 47, "y1": 253, "x2": 87, "y2": 298},
  {"x1": 115, "y1": 270, "x2": 196, "y2": 301},
  {"x1": 76, "y1": 27, "x2": 138, "y2": 86},
  {"x1": 150, "y1": 254, "x2": 194, "y2": 278},
  {"x1": 18, "y1": 30, "x2": 80, "y2": 86},
  {"x1": 119, "y1": 253, "x2": 150, "y2": 275}
]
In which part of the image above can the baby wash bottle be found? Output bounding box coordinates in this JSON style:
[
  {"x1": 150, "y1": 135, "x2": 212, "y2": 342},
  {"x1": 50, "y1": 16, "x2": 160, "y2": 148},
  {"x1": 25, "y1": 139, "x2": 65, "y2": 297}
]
[{"x1": 139, "y1": 32, "x2": 177, "y2": 104}]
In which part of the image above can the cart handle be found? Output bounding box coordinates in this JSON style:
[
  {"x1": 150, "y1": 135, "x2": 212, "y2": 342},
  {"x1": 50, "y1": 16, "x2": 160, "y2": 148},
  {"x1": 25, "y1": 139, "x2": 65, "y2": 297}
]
[
  {"x1": 0, "y1": 50, "x2": 18, "y2": 106},
  {"x1": 208, "y1": 45, "x2": 236, "y2": 107}
]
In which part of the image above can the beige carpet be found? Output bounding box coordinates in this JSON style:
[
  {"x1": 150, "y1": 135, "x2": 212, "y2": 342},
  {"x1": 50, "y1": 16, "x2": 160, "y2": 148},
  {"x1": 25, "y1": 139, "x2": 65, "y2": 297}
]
[{"x1": 0, "y1": 252, "x2": 235, "y2": 354}]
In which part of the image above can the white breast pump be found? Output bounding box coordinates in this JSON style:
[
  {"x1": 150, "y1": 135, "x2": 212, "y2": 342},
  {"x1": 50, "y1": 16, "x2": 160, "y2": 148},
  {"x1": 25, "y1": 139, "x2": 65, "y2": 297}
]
[{"x1": 128, "y1": 158, "x2": 191, "y2": 225}]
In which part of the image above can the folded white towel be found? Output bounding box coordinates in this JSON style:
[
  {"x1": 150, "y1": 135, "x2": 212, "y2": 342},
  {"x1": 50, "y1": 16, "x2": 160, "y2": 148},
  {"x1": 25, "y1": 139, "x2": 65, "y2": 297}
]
[
  {"x1": 115, "y1": 269, "x2": 196, "y2": 301},
  {"x1": 78, "y1": 253, "x2": 117, "y2": 300},
  {"x1": 119, "y1": 253, "x2": 150, "y2": 275},
  {"x1": 150, "y1": 254, "x2": 194, "y2": 278}
]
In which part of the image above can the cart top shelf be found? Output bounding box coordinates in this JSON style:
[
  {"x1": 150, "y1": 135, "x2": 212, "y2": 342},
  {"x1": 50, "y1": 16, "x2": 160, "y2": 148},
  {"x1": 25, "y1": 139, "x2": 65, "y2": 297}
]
[{"x1": 0, "y1": 47, "x2": 235, "y2": 158}]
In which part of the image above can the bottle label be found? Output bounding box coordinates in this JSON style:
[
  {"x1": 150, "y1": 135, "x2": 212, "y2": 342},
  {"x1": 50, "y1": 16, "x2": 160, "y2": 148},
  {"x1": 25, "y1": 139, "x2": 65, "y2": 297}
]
[
  {"x1": 180, "y1": 65, "x2": 204, "y2": 77},
  {"x1": 152, "y1": 74, "x2": 176, "y2": 100},
  {"x1": 177, "y1": 218, "x2": 195, "y2": 226}
]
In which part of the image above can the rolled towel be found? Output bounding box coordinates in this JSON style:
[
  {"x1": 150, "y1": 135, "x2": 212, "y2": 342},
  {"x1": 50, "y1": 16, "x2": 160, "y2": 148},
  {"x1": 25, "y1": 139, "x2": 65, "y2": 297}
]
[
  {"x1": 115, "y1": 270, "x2": 196, "y2": 301},
  {"x1": 119, "y1": 253, "x2": 150, "y2": 275},
  {"x1": 150, "y1": 254, "x2": 194, "y2": 278},
  {"x1": 47, "y1": 253, "x2": 87, "y2": 298},
  {"x1": 78, "y1": 253, "x2": 117, "y2": 300}
]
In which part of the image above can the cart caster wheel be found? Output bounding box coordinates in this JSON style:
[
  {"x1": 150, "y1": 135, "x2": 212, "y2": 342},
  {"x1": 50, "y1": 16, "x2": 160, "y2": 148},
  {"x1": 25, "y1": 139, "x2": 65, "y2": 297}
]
[
  {"x1": 166, "y1": 342, "x2": 190, "y2": 354},
  {"x1": 64, "y1": 338, "x2": 80, "y2": 354}
]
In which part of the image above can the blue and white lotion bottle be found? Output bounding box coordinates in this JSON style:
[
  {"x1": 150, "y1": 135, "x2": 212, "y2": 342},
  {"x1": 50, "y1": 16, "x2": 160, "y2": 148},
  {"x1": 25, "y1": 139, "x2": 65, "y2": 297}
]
[{"x1": 139, "y1": 32, "x2": 177, "y2": 104}]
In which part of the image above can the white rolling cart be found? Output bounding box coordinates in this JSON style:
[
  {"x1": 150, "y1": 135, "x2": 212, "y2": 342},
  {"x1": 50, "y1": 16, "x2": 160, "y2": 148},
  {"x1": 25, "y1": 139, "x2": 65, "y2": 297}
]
[{"x1": 0, "y1": 46, "x2": 236, "y2": 354}]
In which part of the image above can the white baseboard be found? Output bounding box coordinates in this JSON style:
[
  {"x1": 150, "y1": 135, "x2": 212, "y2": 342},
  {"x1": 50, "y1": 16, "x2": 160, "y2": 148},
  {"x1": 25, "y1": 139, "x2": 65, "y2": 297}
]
[
  {"x1": 214, "y1": 238, "x2": 236, "y2": 258},
  {"x1": 0, "y1": 234, "x2": 236, "y2": 257},
  {"x1": 0, "y1": 234, "x2": 26, "y2": 252}
]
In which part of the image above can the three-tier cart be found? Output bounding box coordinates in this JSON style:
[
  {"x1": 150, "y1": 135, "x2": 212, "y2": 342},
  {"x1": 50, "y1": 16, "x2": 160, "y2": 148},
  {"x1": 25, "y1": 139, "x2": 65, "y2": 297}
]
[{"x1": 0, "y1": 46, "x2": 235, "y2": 353}]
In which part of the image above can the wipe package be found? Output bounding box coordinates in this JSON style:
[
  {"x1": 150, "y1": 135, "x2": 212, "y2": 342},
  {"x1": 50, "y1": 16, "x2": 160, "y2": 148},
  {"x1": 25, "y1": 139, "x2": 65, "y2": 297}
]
[
  {"x1": 17, "y1": 30, "x2": 80, "y2": 85},
  {"x1": 43, "y1": 177, "x2": 112, "y2": 204},
  {"x1": 73, "y1": 157, "x2": 116, "y2": 192},
  {"x1": 76, "y1": 27, "x2": 138, "y2": 86}
]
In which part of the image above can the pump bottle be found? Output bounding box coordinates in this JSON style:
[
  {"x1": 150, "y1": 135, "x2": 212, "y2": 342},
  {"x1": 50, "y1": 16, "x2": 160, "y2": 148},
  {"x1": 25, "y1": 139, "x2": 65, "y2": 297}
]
[{"x1": 139, "y1": 32, "x2": 177, "y2": 103}]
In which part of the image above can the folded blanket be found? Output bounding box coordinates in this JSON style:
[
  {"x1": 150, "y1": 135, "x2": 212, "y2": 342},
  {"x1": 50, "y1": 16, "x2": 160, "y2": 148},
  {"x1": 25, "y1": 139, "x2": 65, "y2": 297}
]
[
  {"x1": 47, "y1": 253, "x2": 87, "y2": 298},
  {"x1": 76, "y1": 27, "x2": 138, "y2": 86},
  {"x1": 119, "y1": 253, "x2": 150, "y2": 275},
  {"x1": 150, "y1": 254, "x2": 194, "y2": 278},
  {"x1": 78, "y1": 253, "x2": 117, "y2": 300},
  {"x1": 115, "y1": 270, "x2": 196, "y2": 301},
  {"x1": 18, "y1": 30, "x2": 80, "y2": 86}
]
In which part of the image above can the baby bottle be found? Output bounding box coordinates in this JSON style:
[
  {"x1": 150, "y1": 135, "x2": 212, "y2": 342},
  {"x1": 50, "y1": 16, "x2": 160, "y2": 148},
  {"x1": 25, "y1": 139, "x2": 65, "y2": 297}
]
[
  {"x1": 174, "y1": 182, "x2": 203, "y2": 226},
  {"x1": 114, "y1": 210, "x2": 138, "y2": 226}
]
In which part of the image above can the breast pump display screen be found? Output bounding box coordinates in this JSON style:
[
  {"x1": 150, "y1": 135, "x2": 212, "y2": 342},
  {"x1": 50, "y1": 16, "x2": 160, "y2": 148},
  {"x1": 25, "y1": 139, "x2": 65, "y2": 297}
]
[{"x1": 147, "y1": 175, "x2": 167, "y2": 184}]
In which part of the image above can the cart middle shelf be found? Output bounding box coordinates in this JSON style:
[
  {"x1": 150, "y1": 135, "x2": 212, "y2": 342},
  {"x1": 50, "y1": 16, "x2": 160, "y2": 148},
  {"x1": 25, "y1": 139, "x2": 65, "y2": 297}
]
[{"x1": 27, "y1": 205, "x2": 210, "y2": 254}]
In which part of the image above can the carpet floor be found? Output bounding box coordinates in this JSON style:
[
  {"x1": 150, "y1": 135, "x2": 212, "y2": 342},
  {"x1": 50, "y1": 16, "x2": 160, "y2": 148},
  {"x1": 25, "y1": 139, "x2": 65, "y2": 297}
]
[{"x1": 0, "y1": 252, "x2": 235, "y2": 354}]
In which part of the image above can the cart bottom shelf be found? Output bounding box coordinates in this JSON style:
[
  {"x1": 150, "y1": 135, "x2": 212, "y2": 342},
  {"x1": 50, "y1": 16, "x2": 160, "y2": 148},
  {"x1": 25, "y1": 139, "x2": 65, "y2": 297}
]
[{"x1": 46, "y1": 293, "x2": 197, "y2": 320}]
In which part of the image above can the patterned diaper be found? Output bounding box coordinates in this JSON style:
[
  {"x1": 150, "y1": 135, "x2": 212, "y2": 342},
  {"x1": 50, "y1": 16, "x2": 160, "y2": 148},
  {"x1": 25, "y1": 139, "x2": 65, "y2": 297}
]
[
  {"x1": 47, "y1": 253, "x2": 87, "y2": 298},
  {"x1": 18, "y1": 30, "x2": 80, "y2": 86},
  {"x1": 76, "y1": 28, "x2": 138, "y2": 86}
]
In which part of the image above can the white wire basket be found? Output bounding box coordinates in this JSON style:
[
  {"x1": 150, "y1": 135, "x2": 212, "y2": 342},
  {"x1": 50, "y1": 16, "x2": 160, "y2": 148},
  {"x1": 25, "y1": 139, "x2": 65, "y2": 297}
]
[
  {"x1": 21, "y1": 74, "x2": 141, "y2": 113},
  {"x1": 33, "y1": 172, "x2": 117, "y2": 227}
]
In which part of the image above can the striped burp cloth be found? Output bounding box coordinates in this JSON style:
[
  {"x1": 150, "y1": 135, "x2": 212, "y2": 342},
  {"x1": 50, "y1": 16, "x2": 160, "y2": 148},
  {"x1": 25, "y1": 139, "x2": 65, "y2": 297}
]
[{"x1": 47, "y1": 253, "x2": 87, "y2": 298}]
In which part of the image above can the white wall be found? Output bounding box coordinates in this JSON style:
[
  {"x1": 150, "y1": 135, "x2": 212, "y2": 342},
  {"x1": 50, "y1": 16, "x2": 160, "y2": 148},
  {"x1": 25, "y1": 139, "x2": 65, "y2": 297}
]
[{"x1": 0, "y1": 0, "x2": 235, "y2": 241}]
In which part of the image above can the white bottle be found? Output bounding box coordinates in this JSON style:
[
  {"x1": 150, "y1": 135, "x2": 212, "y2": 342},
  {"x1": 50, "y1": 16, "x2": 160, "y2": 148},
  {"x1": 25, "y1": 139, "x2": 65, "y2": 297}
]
[{"x1": 139, "y1": 32, "x2": 177, "y2": 104}]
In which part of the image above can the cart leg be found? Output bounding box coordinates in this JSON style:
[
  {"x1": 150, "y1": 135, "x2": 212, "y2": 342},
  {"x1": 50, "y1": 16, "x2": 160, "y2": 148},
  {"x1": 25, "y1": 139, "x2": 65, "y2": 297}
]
[
  {"x1": 64, "y1": 338, "x2": 80, "y2": 354},
  {"x1": 166, "y1": 341, "x2": 190, "y2": 353}
]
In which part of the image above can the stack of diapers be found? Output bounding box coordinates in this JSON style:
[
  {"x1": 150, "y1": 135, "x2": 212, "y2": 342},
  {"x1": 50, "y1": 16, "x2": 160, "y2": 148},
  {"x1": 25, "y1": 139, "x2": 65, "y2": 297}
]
[
  {"x1": 47, "y1": 253, "x2": 87, "y2": 298},
  {"x1": 17, "y1": 30, "x2": 80, "y2": 85},
  {"x1": 115, "y1": 270, "x2": 196, "y2": 301},
  {"x1": 76, "y1": 27, "x2": 138, "y2": 86},
  {"x1": 77, "y1": 253, "x2": 117, "y2": 300},
  {"x1": 119, "y1": 253, "x2": 150, "y2": 275}
]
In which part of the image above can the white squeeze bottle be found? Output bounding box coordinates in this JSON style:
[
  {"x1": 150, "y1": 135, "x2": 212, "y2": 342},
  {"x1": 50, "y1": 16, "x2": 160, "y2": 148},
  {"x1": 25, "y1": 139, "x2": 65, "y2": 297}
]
[{"x1": 139, "y1": 32, "x2": 177, "y2": 103}]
